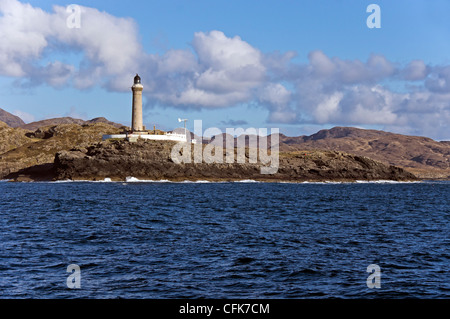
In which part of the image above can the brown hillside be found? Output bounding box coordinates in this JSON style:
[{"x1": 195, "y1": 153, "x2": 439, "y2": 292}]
[
  {"x1": 0, "y1": 121, "x2": 32, "y2": 154},
  {"x1": 204, "y1": 127, "x2": 449, "y2": 179},
  {"x1": 0, "y1": 108, "x2": 26, "y2": 128},
  {"x1": 20, "y1": 117, "x2": 124, "y2": 131},
  {"x1": 0, "y1": 123, "x2": 121, "y2": 180},
  {"x1": 277, "y1": 127, "x2": 450, "y2": 179}
]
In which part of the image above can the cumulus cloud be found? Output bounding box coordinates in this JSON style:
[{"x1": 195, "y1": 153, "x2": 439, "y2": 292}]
[
  {"x1": 402, "y1": 60, "x2": 429, "y2": 81},
  {"x1": 258, "y1": 83, "x2": 297, "y2": 124},
  {"x1": 425, "y1": 66, "x2": 450, "y2": 93},
  {"x1": 307, "y1": 50, "x2": 395, "y2": 85},
  {"x1": 142, "y1": 30, "x2": 266, "y2": 108},
  {"x1": 19, "y1": 61, "x2": 75, "y2": 88},
  {"x1": 0, "y1": 0, "x2": 51, "y2": 77},
  {"x1": 0, "y1": 0, "x2": 143, "y2": 89},
  {"x1": 1, "y1": 0, "x2": 449, "y2": 139},
  {"x1": 117, "y1": 29, "x2": 269, "y2": 112}
]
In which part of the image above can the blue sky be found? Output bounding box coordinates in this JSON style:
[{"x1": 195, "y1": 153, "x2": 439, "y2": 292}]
[{"x1": 1, "y1": 0, "x2": 450, "y2": 139}]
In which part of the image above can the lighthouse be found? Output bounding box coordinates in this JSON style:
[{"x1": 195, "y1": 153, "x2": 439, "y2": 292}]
[
  {"x1": 103, "y1": 74, "x2": 195, "y2": 143},
  {"x1": 131, "y1": 74, "x2": 144, "y2": 132}
]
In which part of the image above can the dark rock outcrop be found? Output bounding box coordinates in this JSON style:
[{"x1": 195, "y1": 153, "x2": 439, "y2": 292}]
[{"x1": 53, "y1": 139, "x2": 418, "y2": 182}]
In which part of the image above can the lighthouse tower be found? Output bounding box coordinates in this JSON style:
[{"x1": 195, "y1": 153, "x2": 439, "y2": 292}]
[{"x1": 131, "y1": 74, "x2": 144, "y2": 132}]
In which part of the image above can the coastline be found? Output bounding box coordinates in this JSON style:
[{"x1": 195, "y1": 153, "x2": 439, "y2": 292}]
[
  {"x1": 2, "y1": 177, "x2": 426, "y2": 184},
  {"x1": 1, "y1": 122, "x2": 448, "y2": 183},
  {"x1": 2, "y1": 139, "x2": 422, "y2": 183}
]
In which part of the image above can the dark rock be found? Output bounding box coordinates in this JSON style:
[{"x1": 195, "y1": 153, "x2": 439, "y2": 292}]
[{"x1": 53, "y1": 139, "x2": 418, "y2": 182}]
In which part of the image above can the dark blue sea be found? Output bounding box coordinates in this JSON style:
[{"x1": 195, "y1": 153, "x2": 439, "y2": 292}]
[{"x1": 0, "y1": 180, "x2": 448, "y2": 299}]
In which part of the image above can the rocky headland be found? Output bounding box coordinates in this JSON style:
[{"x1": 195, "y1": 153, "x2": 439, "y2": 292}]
[{"x1": 51, "y1": 139, "x2": 417, "y2": 182}]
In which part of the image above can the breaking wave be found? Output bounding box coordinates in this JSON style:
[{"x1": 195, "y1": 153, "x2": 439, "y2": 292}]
[{"x1": 46, "y1": 177, "x2": 423, "y2": 184}]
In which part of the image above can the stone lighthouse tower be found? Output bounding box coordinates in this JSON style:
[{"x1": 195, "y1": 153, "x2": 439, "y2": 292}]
[{"x1": 131, "y1": 74, "x2": 144, "y2": 132}]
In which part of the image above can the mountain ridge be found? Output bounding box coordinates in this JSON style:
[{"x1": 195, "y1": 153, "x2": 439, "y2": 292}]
[{"x1": 20, "y1": 116, "x2": 124, "y2": 131}]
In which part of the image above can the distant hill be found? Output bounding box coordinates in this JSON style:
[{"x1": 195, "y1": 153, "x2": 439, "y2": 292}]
[
  {"x1": 0, "y1": 108, "x2": 26, "y2": 128},
  {"x1": 20, "y1": 116, "x2": 124, "y2": 131},
  {"x1": 279, "y1": 127, "x2": 450, "y2": 179},
  {"x1": 205, "y1": 126, "x2": 449, "y2": 179},
  {"x1": 278, "y1": 127, "x2": 449, "y2": 167},
  {"x1": 87, "y1": 117, "x2": 124, "y2": 128}
]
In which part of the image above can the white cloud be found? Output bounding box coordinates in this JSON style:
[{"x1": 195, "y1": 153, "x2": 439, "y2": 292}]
[
  {"x1": 155, "y1": 50, "x2": 198, "y2": 75},
  {"x1": 192, "y1": 30, "x2": 264, "y2": 73},
  {"x1": 314, "y1": 92, "x2": 343, "y2": 124},
  {"x1": 0, "y1": 0, "x2": 143, "y2": 89},
  {"x1": 0, "y1": 0, "x2": 51, "y2": 76},
  {"x1": 20, "y1": 61, "x2": 75, "y2": 88},
  {"x1": 189, "y1": 30, "x2": 265, "y2": 100},
  {"x1": 259, "y1": 83, "x2": 296, "y2": 124},
  {"x1": 402, "y1": 60, "x2": 429, "y2": 81},
  {"x1": 425, "y1": 66, "x2": 450, "y2": 93},
  {"x1": 141, "y1": 30, "x2": 267, "y2": 109},
  {"x1": 307, "y1": 50, "x2": 395, "y2": 84},
  {"x1": 259, "y1": 83, "x2": 291, "y2": 107},
  {"x1": 51, "y1": 5, "x2": 143, "y2": 77},
  {"x1": 308, "y1": 50, "x2": 335, "y2": 77}
]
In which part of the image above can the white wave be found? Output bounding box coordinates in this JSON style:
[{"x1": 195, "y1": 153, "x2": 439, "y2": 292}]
[
  {"x1": 53, "y1": 179, "x2": 105, "y2": 183},
  {"x1": 36, "y1": 177, "x2": 426, "y2": 185},
  {"x1": 234, "y1": 179, "x2": 260, "y2": 183},
  {"x1": 124, "y1": 177, "x2": 174, "y2": 183},
  {"x1": 125, "y1": 177, "x2": 148, "y2": 183},
  {"x1": 91, "y1": 178, "x2": 115, "y2": 183},
  {"x1": 53, "y1": 179, "x2": 76, "y2": 183},
  {"x1": 299, "y1": 181, "x2": 343, "y2": 184},
  {"x1": 286, "y1": 180, "x2": 421, "y2": 184},
  {"x1": 124, "y1": 177, "x2": 223, "y2": 183},
  {"x1": 181, "y1": 180, "x2": 211, "y2": 183},
  {"x1": 355, "y1": 180, "x2": 422, "y2": 184},
  {"x1": 286, "y1": 180, "x2": 423, "y2": 185},
  {"x1": 301, "y1": 180, "x2": 421, "y2": 184}
]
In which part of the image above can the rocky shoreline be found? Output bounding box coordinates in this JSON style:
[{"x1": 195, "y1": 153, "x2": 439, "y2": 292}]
[{"x1": 42, "y1": 139, "x2": 418, "y2": 183}]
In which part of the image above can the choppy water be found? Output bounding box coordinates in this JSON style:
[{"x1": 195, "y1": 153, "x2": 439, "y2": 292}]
[{"x1": 0, "y1": 180, "x2": 448, "y2": 298}]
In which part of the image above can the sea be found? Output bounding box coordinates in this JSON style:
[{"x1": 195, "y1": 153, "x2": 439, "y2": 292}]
[{"x1": 0, "y1": 179, "x2": 448, "y2": 299}]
